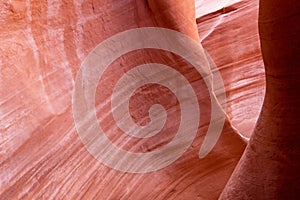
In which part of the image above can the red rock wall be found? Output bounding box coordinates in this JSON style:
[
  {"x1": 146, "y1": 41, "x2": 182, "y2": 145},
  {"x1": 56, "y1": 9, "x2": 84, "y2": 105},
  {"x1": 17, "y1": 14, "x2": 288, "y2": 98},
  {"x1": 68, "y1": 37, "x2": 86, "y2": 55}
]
[
  {"x1": 2, "y1": 0, "x2": 296, "y2": 199},
  {"x1": 220, "y1": 0, "x2": 300, "y2": 198},
  {"x1": 198, "y1": 0, "x2": 265, "y2": 138}
]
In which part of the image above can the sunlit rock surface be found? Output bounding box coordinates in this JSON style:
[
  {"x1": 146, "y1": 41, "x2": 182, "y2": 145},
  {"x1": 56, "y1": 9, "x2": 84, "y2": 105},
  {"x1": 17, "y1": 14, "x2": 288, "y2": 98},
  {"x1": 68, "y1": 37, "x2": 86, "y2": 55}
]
[
  {"x1": 1, "y1": 0, "x2": 265, "y2": 199},
  {"x1": 198, "y1": 0, "x2": 265, "y2": 138}
]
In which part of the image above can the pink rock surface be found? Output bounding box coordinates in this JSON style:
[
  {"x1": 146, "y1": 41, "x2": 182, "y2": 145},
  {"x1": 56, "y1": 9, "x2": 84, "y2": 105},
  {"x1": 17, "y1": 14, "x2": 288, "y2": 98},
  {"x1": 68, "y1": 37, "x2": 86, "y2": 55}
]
[
  {"x1": 198, "y1": 0, "x2": 265, "y2": 139},
  {"x1": 0, "y1": 0, "x2": 280, "y2": 199},
  {"x1": 220, "y1": 0, "x2": 300, "y2": 198}
]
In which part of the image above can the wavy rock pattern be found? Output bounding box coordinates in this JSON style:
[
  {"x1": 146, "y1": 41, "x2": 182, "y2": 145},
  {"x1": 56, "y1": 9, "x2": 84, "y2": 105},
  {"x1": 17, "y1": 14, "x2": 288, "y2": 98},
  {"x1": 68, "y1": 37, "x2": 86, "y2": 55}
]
[{"x1": 1, "y1": 0, "x2": 268, "y2": 199}]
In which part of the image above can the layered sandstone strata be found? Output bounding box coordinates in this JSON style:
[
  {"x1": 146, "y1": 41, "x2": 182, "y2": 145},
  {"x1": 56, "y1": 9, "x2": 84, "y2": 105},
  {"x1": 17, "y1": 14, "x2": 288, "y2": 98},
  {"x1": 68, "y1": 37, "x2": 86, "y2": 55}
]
[{"x1": 2, "y1": 0, "x2": 296, "y2": 199}]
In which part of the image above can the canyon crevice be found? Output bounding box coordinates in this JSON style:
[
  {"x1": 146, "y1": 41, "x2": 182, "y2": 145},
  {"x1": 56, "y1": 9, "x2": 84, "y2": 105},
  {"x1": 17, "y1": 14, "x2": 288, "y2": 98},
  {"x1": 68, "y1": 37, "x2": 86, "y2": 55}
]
[{"x1": 0, "y1": 0, "x2": 299, "y2": 199}]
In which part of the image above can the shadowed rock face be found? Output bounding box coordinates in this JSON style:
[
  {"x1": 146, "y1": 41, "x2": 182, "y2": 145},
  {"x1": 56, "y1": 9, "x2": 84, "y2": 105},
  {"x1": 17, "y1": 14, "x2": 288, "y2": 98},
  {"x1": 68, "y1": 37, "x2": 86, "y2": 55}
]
[
  {"x1": 220, "y1": 0, "x2": 300, "y2": 199},
  {"x1": 1, "y1": 0, "x2": 298, "y2": 199}
]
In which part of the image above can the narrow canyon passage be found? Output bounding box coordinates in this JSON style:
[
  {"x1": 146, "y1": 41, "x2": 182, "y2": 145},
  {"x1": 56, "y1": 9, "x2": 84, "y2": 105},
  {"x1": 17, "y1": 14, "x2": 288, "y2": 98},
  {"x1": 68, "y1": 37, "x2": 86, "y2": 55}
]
[{"x1": 0, "y1": 0, "x2": 298, "y2": 199}]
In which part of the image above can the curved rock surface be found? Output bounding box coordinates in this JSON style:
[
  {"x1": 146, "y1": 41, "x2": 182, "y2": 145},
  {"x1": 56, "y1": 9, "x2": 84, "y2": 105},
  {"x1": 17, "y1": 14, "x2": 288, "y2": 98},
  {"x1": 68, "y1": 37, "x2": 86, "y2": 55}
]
[
  {"x1": 220, "y1": 0, "x2": 300, "y2": 198},
  {"x1": 1, "y1": 0, "x2": 297, "y2": 199}
]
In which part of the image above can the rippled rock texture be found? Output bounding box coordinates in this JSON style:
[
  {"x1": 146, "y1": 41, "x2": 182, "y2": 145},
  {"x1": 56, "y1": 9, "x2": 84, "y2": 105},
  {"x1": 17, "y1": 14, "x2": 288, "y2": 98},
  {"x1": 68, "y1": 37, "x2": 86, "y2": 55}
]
[{"x1": 1, "y1": 0, "x2": 298, "y2": 199}]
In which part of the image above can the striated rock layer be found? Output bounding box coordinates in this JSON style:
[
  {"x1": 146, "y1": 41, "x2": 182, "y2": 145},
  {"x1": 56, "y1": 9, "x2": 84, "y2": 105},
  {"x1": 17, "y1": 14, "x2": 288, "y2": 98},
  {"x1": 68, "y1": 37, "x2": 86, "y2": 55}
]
[
  {"x1": 220, "y1": 0, "x2": 300, "y2": 199},
  {"x1": 0, "y1": 0, "x2": 286, "y2": 199}
]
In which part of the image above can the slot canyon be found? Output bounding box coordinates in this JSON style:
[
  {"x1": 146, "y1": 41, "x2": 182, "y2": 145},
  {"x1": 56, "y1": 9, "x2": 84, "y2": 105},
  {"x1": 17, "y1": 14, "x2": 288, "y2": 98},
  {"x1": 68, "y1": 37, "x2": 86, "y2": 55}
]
[{"x1": 0, "y1": 0, "x2": 299, "y2": 199}]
